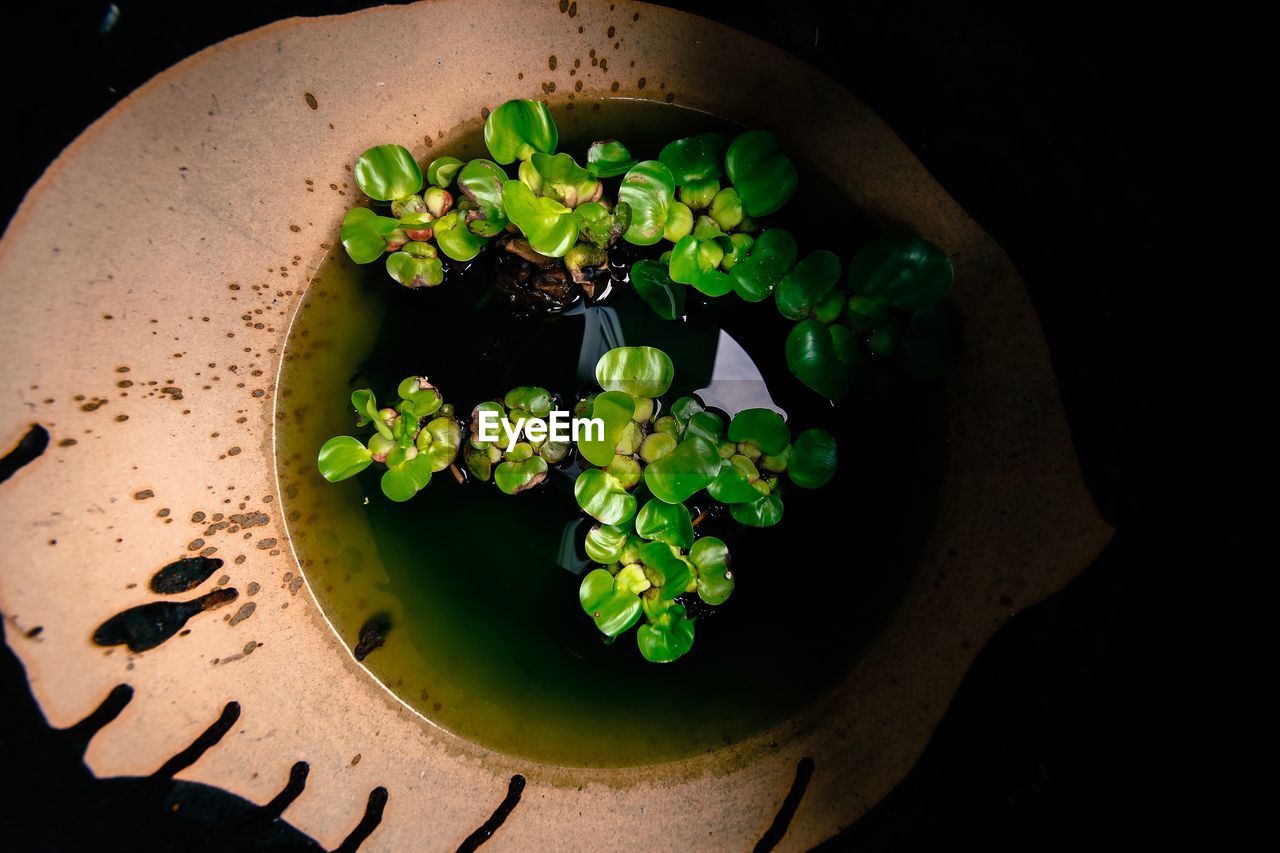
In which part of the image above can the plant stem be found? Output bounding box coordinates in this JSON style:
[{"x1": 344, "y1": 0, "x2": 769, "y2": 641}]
[
  {"x1": 449, "y1": 463, "x2": 465, "y2": 484},
  {"x1": 691, "y1": 509, "x2": 708, "y2": 527}
]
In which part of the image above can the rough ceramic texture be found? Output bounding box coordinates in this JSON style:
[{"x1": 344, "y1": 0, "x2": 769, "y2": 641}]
[{"x1": 0, "y1": 1, "x2": 1110, "y2": 849}]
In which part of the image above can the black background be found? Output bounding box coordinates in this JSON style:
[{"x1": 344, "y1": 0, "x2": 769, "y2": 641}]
[{"x1": 0, "y1": 1, "x2": 1270, "y2": 849}]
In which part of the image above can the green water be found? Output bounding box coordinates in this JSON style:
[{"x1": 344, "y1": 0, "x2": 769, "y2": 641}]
[{"x1": 275, "y1": 101, "x2": 944, "y2": 767}]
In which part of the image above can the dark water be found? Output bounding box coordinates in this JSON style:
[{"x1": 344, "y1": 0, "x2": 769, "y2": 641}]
[{"x1": 275, "y1": 100, "x2": 944, "y2": 767}]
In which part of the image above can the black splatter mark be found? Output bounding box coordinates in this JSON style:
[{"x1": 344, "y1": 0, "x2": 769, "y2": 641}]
[
  {"x1": 152, "y1": 701, "x2": 240, "y2": 779},
  {"x1": 93, "y1": 588, "x2": 238, "y2": 652},
  {"x1": 457, "y1": 774, "x2": 525, "y2": 852},
  {"x1": 0, "y1": 424, "x2": 49, "y2": 484},
  {"x1": 754, "y1": 757, "x2": 815, "y2": 852},
  {"x1": 149, "y1": 556, "x2": 224, "y2": 594},
  {"x1": 333, "y1": 786, "x2": 389, "y2": 853},
  {"x1": 353, "y1": 613, "x2": 390, "y2": 661}
]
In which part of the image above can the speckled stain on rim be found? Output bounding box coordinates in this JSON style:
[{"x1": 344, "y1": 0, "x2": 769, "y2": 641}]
[{"x1": 0, "y1": 1, "x2": 1110, "y2": 849}]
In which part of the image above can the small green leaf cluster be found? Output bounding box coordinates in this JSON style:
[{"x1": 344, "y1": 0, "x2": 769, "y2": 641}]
[
  {"x1": 579, "y1": 505, "x2": 731, "y2": 663},
  {"x1": 462, "y1": 387, "x2": 571, "y2": 495},
  {"x1": 340, "y1": 100, "x2": 636, "y2": 298},
  {"x1": 783, "y1": 236, "x2": 962, "y2": 400},
  {"x1": 316, "y1": 378, "x2": 462, "y2": 502}
]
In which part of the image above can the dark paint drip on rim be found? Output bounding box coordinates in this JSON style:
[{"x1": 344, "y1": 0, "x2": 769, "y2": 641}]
[
  {"x1": 0, "y1": 424, "x2": 49, "y2": 484},
  {"x1": 93, "y1": 588, "x2": 239, "y2": 652},
  {"x1": 152, "y1": 701, "x2": 241, "y2": 779},
  {"x1": 333, "y1": 786, "x2": 389, "y2": 853},
  {"x1": 456, "y1": 774, "x2": 526, "y2": 852},
  {"x1": 754, "y1": 756, "x2": 815, "y2": 852}
]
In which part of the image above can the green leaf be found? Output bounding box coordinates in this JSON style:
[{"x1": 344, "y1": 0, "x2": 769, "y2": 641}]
[
  {"x1": 595, "y1": 346, "x2": 675, "y2": 398},
  {"x1": 354, "y1": 144, "x2": 423, "y2": 202},
  {"x1": 575, "y1": 201, "x2": 630, "y2": 249},
  {"x1": 637, "y1": 601, "x2": 695, "y2": 663},
  {"x1": 849, "y1": 236, "x2": 954, "y2": 311},
  {"x1": 417, "y1": 416, "x2": 462, "y2": 472},
  {"x1": 494, "y1": 455, "x2": 548, "y2": 494},
  {"x1": 707, "y1": 456, "x2": 761, "y2": 504},
  {"x1": 724, "y1": 130, "x2": 797, "y2": 217},
  {"x1": 635, "y1": 500, "x2": 694, "y2": 549},
  {"x1": 631, "y1": 259, "x2": 686, "y2": 320},
  {"x1": 789, "y1": 428, "x2": 838, "y2": 488},
  {"x1": 668, "y1": 219, "x2": 726, "y2": 285},
  {"x1": 317, "y1": 436, "x2": 373, "y2": 482},
  {"x1": 730, "y1": 493, "x2": 784, "y2": 527},
  {"x1": 638, "y1": 541, "x2": 693, "y2": 599},
  {"x1": 503, "y1": 386, "x2": 553, "y2": 418},
  {"x1": 659, "y1": 132, "x2": 727, "y2": 184},
  {"x1": 689, "y1": 537, "x2": 733, "y2": 605},
  {"x1": 575, "y1": 469, "x2": 638, "y2": 525},
  {"x1": 776, "y1": 250, "x2": 841, "y2": 320},
  {"x1": 727, "y1": 408, "x2": 790, "y2": 454},
  {"x1": 579, "y1": 391, "x2": 635, "y2": 467},
  {"x1": 385, "y1": 251, "x2": 443, "y2": 288},
  {"x1": 685, "y1": 410, "x2": 725, "y2": 445},
  {"x1": 501, "y1": 180, "x2": 578, "y2": 257},
  {"x1": 426, "y1": 155, "x2": 464, "y2": 187},
  {"x1": 529, "y1": 152, "x2": 602, "y2": 208},
  {"x1": 396, "y1": 376, "x2": 443, "y2": 419},
  {"x1": 484, "y1": 99, "x2": 558, "y2": 165},
  {"x1": 579, "y1": 568, "x2": 643, "y2": 637},
  {"x1": 670, "y1": 396, "x2": 705, "y2": 425},
  {"x1": 619, "y1": 160, "x2": 676, "y2": 246},
  {"x1": 380, "y1": 452, "x2": 433, "y2": 502},
  {"x1": 693, "y1": 267, "x2": 735, "y2": 297},
  {"x1": 643, "y1": 435, "x2": 721, "y2": 504},
  {"x1": 786, "y1": 319, "x2": 851, "y2": 400},
  {"x1": 585, "y1": 523, "x2": 630, "y2": 564},
  {"x1": 340, "y1": 207, "x2": 401, "y2": 264},
  {"x1": 456, "y1": 159, "x2": 509, "y2": 236},
  {"x1": 730, "y1": 228, "x2": 798, "y2": 302},
  {"x1": 663, "y1": 201, "x2": 694, "y2": 243},
  {"x1": 708, "y1": 187, "x2": 744, "y2": 231},
  {"x1": 900, "y1": 301, "x2": 963, "y2": 379},
  {"x1": 586, "y1": 139, "x2": 638, "y2": 178},
  {"x1": 431, "y1": 211, "x2": 488, "y2": 261},
  {"x1": 350, "y1": 389, "x2": 391, "y2": 440}
]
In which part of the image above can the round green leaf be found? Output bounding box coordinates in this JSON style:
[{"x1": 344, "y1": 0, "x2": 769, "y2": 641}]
[
  {"x1": 619, "y1": 160, "x2": 676, "y2": 246},
  {"x1": 502, "y1": 180, "x2": 578, "y2": 257},
  {"x1": 457, "y1": 159, "x2": 509, "y2": 236},
  {"x1": 579, "y1": 568, "x2": 643, "y2": 637},
  {"x1": 418, "y1": 416, "x2": 462, "y2": 472},
  {"x1": 426, "y1": 155, "x2": 463, "y2": 187},
  {"x1": 637, "y1": 601, "x2": 695, "y2": 663},
  {"x1": 484, "y1": 99, "x2": 558, "y2": 165},
  {"x1": 724, "y1": 130, "x2": 797, "y2": 217},
  {"x1": 689, "y1": 537, "x2": 733, "y2": 605},
  {"x1": 575, "y1": 200, "x2": 630, "y2": 249},
  {"x1": 494, "y1": 455, "x2": 548, "y2": 495},
  {"x1": 776, "y1": 250, "x2": 841, "y2": 320},
  {"x1": 586, "y1": 139, "x2": 638, "y2": 178},
  {"x1": 354, "y1": 144, "x2": 423, "y2": 202},
  {"x1": 595, "y1": 346, "x2": 674, "y2": 398},
  {"x1": 340, "y1": 207, "x2": 401, "y2": 264},
  {"x1": 693, "y1": 267, "x2": 734, "y2": 297},
  {"x1": 789, "y1": 428, "x2": 838, "y2": 488},
  {"x1": 707, "y1": 457, "x2": 761, "y2": 504},
  {"x1": 684, "y1": 410, "x2": 725, "y2": 445},
  {"x1": 658, "y1": 132, "x2": 727, "y2": 184},
  {"x1": 638, "y1": 541, "x2": 693, "y2": 599},
  {"x1": 630, "y1": 259, "x2": 686, "y2": 321},
  {"x1": 431, "y1": 211, "x2": 488, "y2": 261},
  {"x1": 730, "y1": 493, "x2": 784, "y2": 527},
  {"x1": 380, "y1": 452, "x2": 433, "y2": 502},
  {"x1": 503, "y1": 386, "x2": 553, "y2": 418},
  {"x1": 529, "y1": 152, "x2": 601, "y2": 208},
  {"x1": 396, "y1": 377, "x2": 442, "y2": 419},
  {"x1": 635, "y1": 500, "x2": 694, "y2": 549},
  {"x1": 385, "y1": 252, "x2": 443, "y2": 288},
  {"x1": 730, "y1": 228, "x2": 798, "y2": 302},
  {"x1": 849, "y1": 236, "x2": 954, "y2": 311},
  {"x1": 786, "y1": 319, "x2": 851, "y2": 400},
  {"x1": 579, "y1": 391, "x2": 635, "y2": 468},
  {"x1": 727, "y1": 408, "x2": 790, "y2": 454},
  {"x1": 643, "y1": 435, "x2": 721, "y2": 504},
  {"x1": 585, "y1": 523, "x2": 630, "y2": 564},
  {"x1": 575, "y1": 469, "x2": 638, "y2": 525},
  {"x1": 317, "y1": 436, "x2": 373, "y2": 483},
  {"x1": 900, "y1": 301, "x2": 963, "y2": 379}
]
